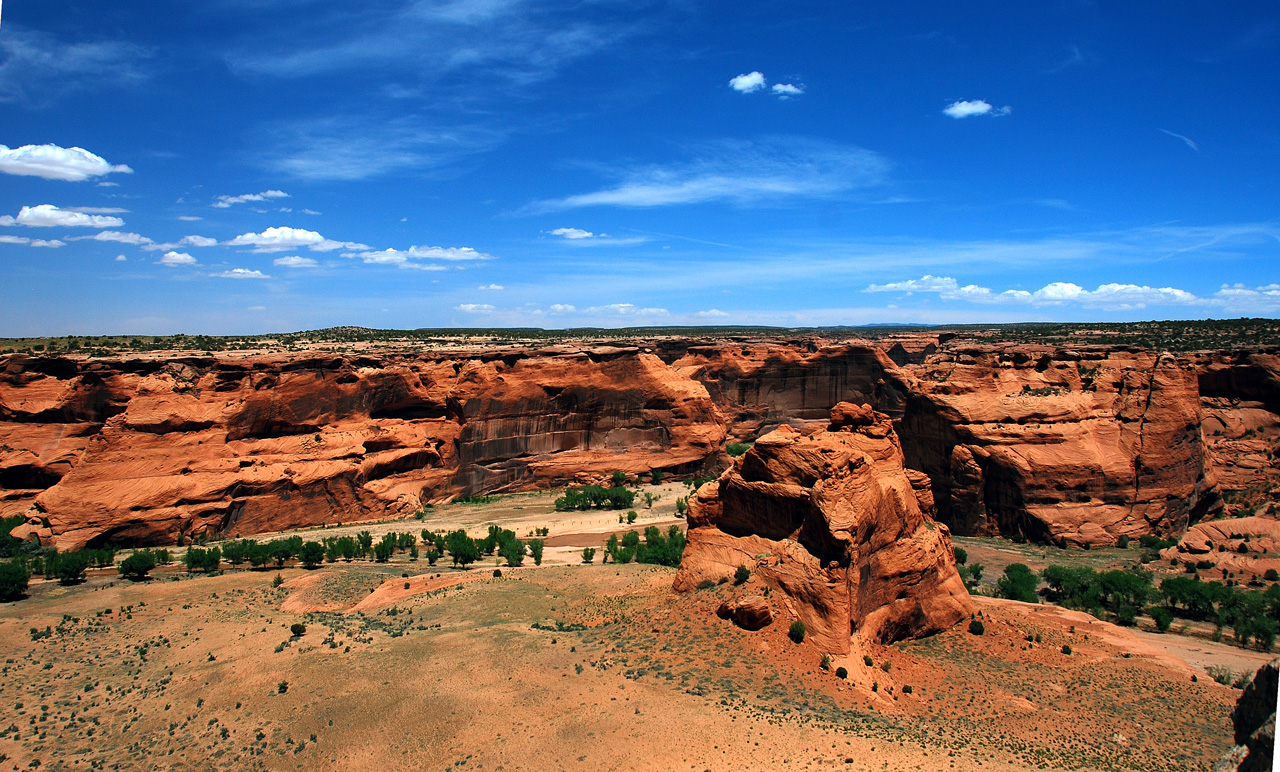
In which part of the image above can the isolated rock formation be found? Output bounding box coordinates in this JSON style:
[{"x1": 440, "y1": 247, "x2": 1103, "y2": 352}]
[
  {"x1": 1213, "y1": 659, "x2": 1276, "y2": 772},
  {"x1": 674, "y1": 403, "x2": 973, "y2": 655}
]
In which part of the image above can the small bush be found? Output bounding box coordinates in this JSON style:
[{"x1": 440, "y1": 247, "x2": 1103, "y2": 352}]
[
  {"x1": 733, "y1": 565, "x2": 751, "y2": 585},
  {"x1": 492, "y1": 569, "x2": 502, "y2": 578},
  {"x1": 277, "y1": 680, "x2": 289, "y2": 694},
  {"x1": 119, "y1": 550, "x2": 157, "y2": 581},
  {"x1": 968, "y1": 619, "x2": 985, "y2": 635},
  {"x1": 290, "y1": 623, "x2": 306, "y2": 637},
  {"x1": 820, "y1": 654, "x2": 832, "y2": 671},
  {"x1": 1149, "y1": 607, "x2": 1173, "y2": 633},
  {"x1": 581, "y1": 547, "x2": 596, "y2": 563},
  {"x1": 1116, "y1": 535, "x2": 1130, "y2": 549},
  {"x1": 726, "y1": 442, "x2": 753, "y2": 457},
  {"x1": 271, "y1": 574, "x2": 284, "y2": 588},
  {"x1": 1061, "y1": 644, "x2": 1072, "y2": 655},
  {"x1": 1266, "y1": 569, "x2": 1279, "y2": 582},
  {"x1": 835, "y1": 667, "x2": 848, "y2": 679},
  {"x1": 953, "y1": 546, "x2": 967, "y2": 565},
  {"x1": 696, "y1": 579, "x2": 715, "y2": 590},
  {"x1": 0, "y1": 561, "x2": 30, "y2": 602},
  {"x1": 863, "y1": 655, "x2": 873, "y2": 666},
  {"x1": 902, "y1": 685, "x2": 913, "y2": 695},
  {"x1": 788, "y1": 620, "x2": 806, "y2": 643}
]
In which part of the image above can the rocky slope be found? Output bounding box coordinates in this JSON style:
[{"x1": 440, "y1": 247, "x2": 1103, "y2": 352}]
[
  {"x1": 673, "y1": 402, "x2": 973, "y2": 654},
  {"x1": 2, "y1": 336, "x2": 1278, "y2": 550}
]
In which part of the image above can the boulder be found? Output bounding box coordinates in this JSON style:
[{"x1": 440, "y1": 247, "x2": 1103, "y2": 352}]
[{"x1": 716, "y1": 596, "x2": 773, "y2": 631}]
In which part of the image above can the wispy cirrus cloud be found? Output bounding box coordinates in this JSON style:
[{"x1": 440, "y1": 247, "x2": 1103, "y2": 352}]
[
  {"x1": 0, "y1": 27, "x2": 151, "y2": 105},
  {"x1": 0, "y1": 144, "x2": 133, "y2": 181},
  {"x1": 213, "y1": 190, "x2": 289, "y2": 208},
  {"x1": 0, "y1": 235, "x2": 64, "y2": 248},
  {"x1": 527, "y1": 137, "x2": 889, "y2": 212},
  {"x1": 1159, "y1": 129, "x2": 1199, "y2": 152}
]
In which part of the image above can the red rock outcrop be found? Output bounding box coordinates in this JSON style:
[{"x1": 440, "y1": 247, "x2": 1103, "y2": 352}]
[
  {"x1": 1, "y1": 348, "x2": 725, "y2": 549},
  {"x1": 673, "y1": 403, "x2": 973, "y2": 655}
]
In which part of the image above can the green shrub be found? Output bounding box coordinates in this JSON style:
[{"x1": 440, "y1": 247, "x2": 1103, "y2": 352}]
[
  {"x1": 734, "y1": 565, "x2": 751, "y2": 585},
  {"x1": 50, "y1": 551, "x2": 90, "y2": 584},
  {"x1": 835, "y1": 667, "x2": 848, "y2": 679},
  {"x1": 863, "y1": 655, "x2": 873, "y2": 666},
  {"x1": 996, "y1": 563, "x2": 1039, "y2": 603},
  {"x1": 1116, "y1": 535, "x2": 1130, "y2": 549},
  {"x1": 1061, "y1": 644, "x2": 1072, "y2": 655},
  {"x1": 788, "y1": 620, "x2": 806, "y2": 644},
  {"x1": 290, "y1": 623, "x2": 306, "y2": 637},
  {"x1": 726, "y1": 442, "x2": 753, "y2": 457},
  {"x1": 968, "y1": 619, "x2": 985, "y2": 635},
  {"x1": 1266, "y1": 569, "x2": 1280, "y2": 582},
  {"x1": 581, "y1": 547, "x2": 596, "y2": 564},
  {"x1": 1149, "y1": 606, "x2": 1173, "y2": 632},
  {"x1": 820, "y1": 654, "x2": 832, "y2": 671},
  {"x1": 528, "y1": 539, "x2": 545, "y2": 566},
  {"x1": 277, "y1": 680, "x2": 289, "y2": 694},
  {"x1": 649, "y1": 470, "x2": 664, "y2": 484},
  {"x1": 953, "y1": 546, "x2": 967, "y2": 565}
]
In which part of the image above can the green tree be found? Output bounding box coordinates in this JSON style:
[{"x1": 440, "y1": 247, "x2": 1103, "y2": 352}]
[
  {"x1": 119, "y1": 550, "x2": 157, "y2": 581},
  {"x1": 498, "y1": 537, "x2": 526, "y2": 567},
  {"x1": 0, "y1": 561, "x2": 30, "y2": 601},
  {"x1": 581, "y1": 547, "x2": 596, "y2": 563},
  {"x1": 528, "y1": 539, "x2": 545, "y2": 566},
  {"x1": 611, "y1": 470, "x2": 627, "y2": 487},
  {"x1": 953, "y1": 546, "x2": 968, "y2": 565},
  {"x1": 445, "y1": 530, "x2": 479, "y2": 569},
  {"x1": 50, "y1": 551, "x2": 91, "y2": 584},
  {"x1": 996, "y1": 563, "x2": 1039, "y2": 603},
  {"x1": 300, "y1": 541, "x2": 325, "y2": 569}
]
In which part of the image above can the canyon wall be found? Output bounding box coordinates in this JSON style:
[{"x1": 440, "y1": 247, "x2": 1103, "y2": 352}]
[{"x1": 2, "y1": 338, "x2": 1278, "y2": 550}]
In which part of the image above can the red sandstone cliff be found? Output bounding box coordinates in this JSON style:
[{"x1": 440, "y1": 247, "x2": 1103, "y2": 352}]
[{"x1": 673, "y1": 403, "x2": 973, "y2": 654}]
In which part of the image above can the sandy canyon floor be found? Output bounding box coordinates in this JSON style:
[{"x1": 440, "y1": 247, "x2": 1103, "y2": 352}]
[{"x1": 0, "y1": 491, "x2": 1260, "y2": 772}]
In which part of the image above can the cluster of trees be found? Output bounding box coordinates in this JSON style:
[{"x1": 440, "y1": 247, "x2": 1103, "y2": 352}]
[
  {"x1": 603, "y1": 525, "x2": 686, "y2": 566},
  {"x1": 995, "y1": 562, "x2": 1280, "y2": 650},
  {"x1": 555, "y1": 485, "x2": 636, "y2": 511}
]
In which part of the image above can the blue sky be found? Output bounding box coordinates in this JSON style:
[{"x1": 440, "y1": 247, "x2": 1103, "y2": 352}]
[{"x1": 1, "y1": 1, "x2": 1278, "y2": 335}]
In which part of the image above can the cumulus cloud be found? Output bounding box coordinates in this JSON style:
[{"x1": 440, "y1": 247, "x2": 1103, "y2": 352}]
[
  {"x1": 0, "y1": 143, "x2": 133, "y2": 181},
  {"x1": 771, "y1": 83, "x2": 804, "y2": 96},
  {"x1": 213, "y1": 268, "x2": 270, "y2": 279},
  {"x1": 0, "y1": 204, "x2": 125, "y2": 228},
  {"x1": 212, "y1": 190, "x2": 289, "y2": 208},
  {"x1": 0, "y1": 234, "x2": 63, "y2": 247},
  {"x1": 158, "y1": 251, "x2": 197, "y2": 267},
  {"x1": 478, "y1": 283, "x2": 504, "y2": 290},
  {"x1": 115, "y1": 254, "x2": 127, "y2": 261},
  {"x1": 181, "y1": 235, "x2": 219, "y2": 247},
  {"x1": 694, "y1": 309, "x2": 730, "y2": 318},
  {"x1": 226, "y1": 226, "x2": 365, "y2": 253},
  {"x1": 729, "y1": 71, "x2": 766, "y2": 93},
  {"x1": 865, "y1": 274, "x2": 1203, "y2": 309},
  {"x1": 529, "y1": 137, "x2": 888, "y2": 211},
  {"x1": 272, "y1": 255, "x2": 318, "y2": 268},
  {"x1": 72, "y1": 230, "x2": 153, "y2": 245},
  {"x1": 345, "y1": 244, "x2": 494, "y2": 269},
  {"x1": 942, "y1": 100, "x2": 1011, "y2": 118},
  {"x1": 29, "y1": 239, "x2": 64, "y2": 248},
  {"x1": 549, "y1": 227, "x2": 595, "y2": 239},
  {"x1": 455, "y1": 303, "x2": 495, "y2": 313},
  {"x1": 549, "y1": 304, "x2": 576, "y2": 313},
  {"x1": 583, "y1": 303, "x2": 669, "y2": 316}
]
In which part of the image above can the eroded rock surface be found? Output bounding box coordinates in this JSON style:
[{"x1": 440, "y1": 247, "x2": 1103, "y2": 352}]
[
  {"x1": 1213, "y1": 659, "x2": 1277, "y2": 772},
  {"x1": 674, "y1": 403, "x2": 973, "y2": 655}
]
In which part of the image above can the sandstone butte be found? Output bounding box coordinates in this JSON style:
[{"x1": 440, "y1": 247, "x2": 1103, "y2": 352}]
[
  {"x1": 672, "y1": 402, "x2": 973, "y2": 655},
  {"x1": 1, "y1": 337, "x2": 1278, "y2": 551}
]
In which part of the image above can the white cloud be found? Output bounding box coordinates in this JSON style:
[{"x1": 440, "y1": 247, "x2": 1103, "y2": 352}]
[
  {"x1": 29, "y1": 240, "x2": 65, "y2": 248},
  {"x1": 97, "y1": 181, "x2": 119, "y2": 187},
  {"x1": 177, "y1": 215, "x2": 203, "y2": 221},
  {"x1": 695, "y1": 309, "x2": 730, "y2": 317},
  {"x1": 0, "y1": 204, "x2": 125, "y2": 228},
  {"x1": 345, "y1": 244, "x2": 494, "y2": 269},
  {"x1": 0, "y1": 143, "x2": 133, "y2": 181},
  {"x1": 942, "y1": 100, "x2": 1011, "y2": 119},
  {"x1": 729, "y1": 71, "x2": 766, "y2": 93},
  {"x1": 865, "y1": 274, "x2": 1203, "y2": 309},
  {"x1": 530, "y1": 137, "x2": 888, "y2": 211},
  {"x1": 478, "y1": 283, "x2": 504, "y2": 290},
  {"x1": 212, "y1": 190, "x2": 289, "y2": 208},
  {"x1": 226, "y1": 226, "x2": 365, "y2": 253},
  {"x1": 1159, "y1": 129, "x2": 1199, "y2": 152},
  {"x1": 455, "y1": 303, "x2": 495, "y2": 313},
  {"x1": 248, "y1": 305, "x2": 267, "y2": 312},
  {"x1": 213, "y1": 268, "x2": 271, "y2": 279},
  {"x1": 159, "y1": 251, "x2": 198, "y2": 267},
  {"x1": 75, "y1": 230, "x2": 153, "y2": 245},
  {"x1": 302, "y1": 209, "x2": 321, "y2": 215},
  {"x1": 549, "y1": 227, "x2": 595, "y2": 239},
  {"x1": 583, "y1": 303, "x2": 669, "y2": 316},
  {"x1": 66, "y1": 206, "x2": 128, "y2": 214},
  {"x1": 0, "y1": 28, "x2": 150, "y2": 106},
  {"x1": 272, "y1": 255, "x2": 318, "y2": 268},
  {"x1": 0, "y1": 235, "x2": 64, "y2": 248},
  {"x1": 115, "y1": 254, "x2": 127, "y2": 262},
  {"x1": 0, "y1": 235, "x2": 30, "y2": 245},
  {"x1": 549, "y1": 304, "x2": 576, "y2": 313},
  {"x1": 181, "y1": 235, "x2": 219, "y2": 247},
  {"x1": 771, "y1": 83, "x2": 803, "y2": 96}
]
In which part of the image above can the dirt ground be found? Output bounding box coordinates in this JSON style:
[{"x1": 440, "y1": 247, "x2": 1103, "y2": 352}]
[{"x1": 0, "y1": 551, "x2": 1250, "y2": 772}]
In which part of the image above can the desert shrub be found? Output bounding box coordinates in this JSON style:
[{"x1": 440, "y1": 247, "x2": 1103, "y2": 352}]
[
  {"x1": 277, "y1": 680, "x2": 289, "y2": 694},
  {"x1": 0, "y1": 515, "x2": 26, "y2": 558},
  {"x1": 581, "y1": 547, "x2": 596, "y2": 564},
  {"x1": 1140, "y1": 534, "x2": 1175, "y2": 551},
  {"x1": 649, "y1": 470, "x2": 664, "y2": 484},
  {"x1": 863, "y1": 655, "x2": 873, "y2": 666},
  {"x1": 696, "y1": 579, "x2": 715, "y2": 590},
  {"x1": 0, "y1": 561, "x2": 30, "y2": 602},
  {"x1": 902, "y1": 685, "x2": 913, "y2": 695},
  {"x1": 271, "y1": 573, "x2": 284, "y2": 588},
  {"x1": 734, "y1": 565, "x2": 751, "y2": 585},
  {"x1": 300, "y1": 541, "x2": 325, "y2": 569},
  {"x1": 726, "y1": 442, "x2": 753, "y2": 457},
  {"x1": 835, "y1": 667, "x2": 848, "y2": 679},
  {"x1": 1061, "y1": 644, "x2": 1072, "y2": 655},
  {"x1": 119, "y1": 550, "x2": 157, "y2": 581},
  {"x1": 1116, "y1": 535, "x2": 1130, "y2": 549},
  {"x1": 493, "y1": 569, "x2": 502, "y2": 577},
  {"x1": 958, "y1": 563, "x2": 983, "y2": 588},
  {"x1": 968, "y1": 619, "x2": 985, "y2": 635},
  {"x1": 1266, "y1": 569, "x2": 1279, "y2": 582},
  {"x1": 953, "y1": 546, "x2": 967, "y2": 565},
  {"x1": 675, "y1": 497, "x2": 689, "y2": 518},
  {"x1": 788, "y1": 620, "x2": 806, "y2": 644},
  {"x1": 425, "y1": 547, "x2": 440, "y2": 566},
  {"x1": 626, "y1": 511, "x2": 637, "y2": 524},
  {"x1": 290, "y1": 623, "x2": 306, "y2": 637},
  {"x1": 820, "y1": 654, "x2": 832, "y2": 670},
  {"x1": 611, "y1": 470, "x2": 627, "y2": 487},
  {"x1": 527, "y1": 539, "x2": 544, "y2": 566},
  {"x1": 996, "y1": 563, "x2": 1039, "y2": 603},
  {"x1": 1149, "y1": 606, "x2": 1173, "y2": 632},
  {"x1": 48, "y1": 551, "x2": 91, "y2": 584}
]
